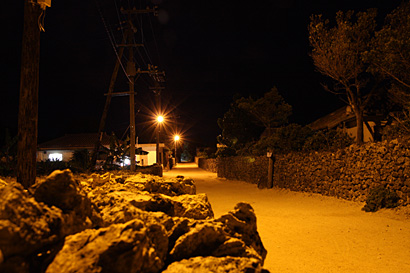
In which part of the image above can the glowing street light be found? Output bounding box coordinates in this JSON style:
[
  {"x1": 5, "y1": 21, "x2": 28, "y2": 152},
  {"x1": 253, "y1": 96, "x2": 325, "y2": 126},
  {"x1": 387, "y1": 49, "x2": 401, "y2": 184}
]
[
  {"x1": 174, "y1": 135, "x2": 180, "y2": 165},
  {"x1": 157, "y1": 115, "x2": 164, "y2": 123},
  {"x1": 156, "y1": 115, "x2": 164, "y2": 165}
]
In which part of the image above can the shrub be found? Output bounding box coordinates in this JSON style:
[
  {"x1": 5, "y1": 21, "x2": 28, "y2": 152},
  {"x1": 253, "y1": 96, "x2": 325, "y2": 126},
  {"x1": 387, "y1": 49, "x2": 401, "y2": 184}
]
[
  {"x1": 362, "y1": 185, "x2": 400, "y2": 212},
  {"x1": 70, "y1": 149, "x2": 91, "y2": 172},
  {"x1": 303, "y1": 128, "x2": 354, "y2": 152},
  {"x1": 37, "y1": 160, "x2": 70, "y2": 176},
  {"x1": 215, "y1": 146, "x2": 236, "y2": 158}
]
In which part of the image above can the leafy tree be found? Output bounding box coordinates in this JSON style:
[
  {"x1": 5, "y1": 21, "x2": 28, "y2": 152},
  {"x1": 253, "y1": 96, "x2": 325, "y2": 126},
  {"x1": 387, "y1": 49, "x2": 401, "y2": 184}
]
[
  {"x1": 368, "y1": 1, "x2": 410, "y2": 94},
  {"x1": 236, "y1": 87, "x2": 292, "y2": 137},
  {"x1": 308, "y1": 9, "x2": 378, "y2": 144},
  {"x1": 366, "y1": 1, "x2": 410, "y2": 135},
  {"x1": 217, "y1": 95, "x2": 262, "y2": 151}
]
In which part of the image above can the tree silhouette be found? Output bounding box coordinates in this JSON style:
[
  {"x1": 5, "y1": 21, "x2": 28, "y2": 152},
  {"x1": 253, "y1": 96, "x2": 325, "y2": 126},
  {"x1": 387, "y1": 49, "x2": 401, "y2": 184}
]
[{"x1": 308, "y1": 9, "x2": 377, "y2": 144}]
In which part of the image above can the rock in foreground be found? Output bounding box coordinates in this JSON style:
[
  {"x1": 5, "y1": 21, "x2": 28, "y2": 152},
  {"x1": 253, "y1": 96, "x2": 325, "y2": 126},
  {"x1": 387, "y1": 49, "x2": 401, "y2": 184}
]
[{"x1": 0, "y1": 170, "x2": 269, "y2": 273}]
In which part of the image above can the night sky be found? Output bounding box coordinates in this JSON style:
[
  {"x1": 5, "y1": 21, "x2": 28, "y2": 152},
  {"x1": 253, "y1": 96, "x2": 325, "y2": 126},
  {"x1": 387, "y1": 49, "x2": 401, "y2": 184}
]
[{"x1": 1, "y1": 0, "x2": 401, "y2": 148}]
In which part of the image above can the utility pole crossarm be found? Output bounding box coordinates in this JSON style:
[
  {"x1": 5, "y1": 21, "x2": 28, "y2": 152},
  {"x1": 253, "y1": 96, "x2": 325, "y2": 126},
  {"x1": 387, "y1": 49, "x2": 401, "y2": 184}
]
[
  {"x1": 117, "y1": 44, "x2": 144, "y2": 47},
  {"x1": 120, "y1": 6, "x2": 158, "y2": 15}
]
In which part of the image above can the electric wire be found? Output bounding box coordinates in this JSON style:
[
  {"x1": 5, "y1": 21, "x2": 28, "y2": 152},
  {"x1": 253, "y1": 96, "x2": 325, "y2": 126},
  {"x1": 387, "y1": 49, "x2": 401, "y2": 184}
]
[
  {"x1": 95, "y1": 0, "x2": 131, "y2": 83},
  {"x1": 113, "y1": 0, "x2": 125, "y2": 39},
  {"x1": 148, "y1": 10, "x2": 163, "y2": 69}
]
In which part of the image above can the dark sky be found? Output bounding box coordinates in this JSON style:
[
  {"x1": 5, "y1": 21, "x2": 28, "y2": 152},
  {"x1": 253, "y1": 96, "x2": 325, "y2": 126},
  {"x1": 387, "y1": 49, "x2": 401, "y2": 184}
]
[{"x1": 1, "y1": 0, "x2": 401, "y2": 147}]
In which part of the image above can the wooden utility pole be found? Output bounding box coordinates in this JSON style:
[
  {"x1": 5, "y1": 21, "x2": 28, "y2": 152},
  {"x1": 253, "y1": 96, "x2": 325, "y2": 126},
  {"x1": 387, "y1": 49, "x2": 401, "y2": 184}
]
[
  {"x1": 91, "y1": 6, "x2": 160, "y2": 171},
  {"x1": 90, "y1": 34, "x2": 127, "y2": 169},
  {"x1": 126, "y1": 14, "x2": 137, "y2": 171},
  {"x1": 149, "y1": 65, "x2": 165, "y2": 165},
  {"x1": 17, "y1": 1, "x2": 49, "y2": 188}
]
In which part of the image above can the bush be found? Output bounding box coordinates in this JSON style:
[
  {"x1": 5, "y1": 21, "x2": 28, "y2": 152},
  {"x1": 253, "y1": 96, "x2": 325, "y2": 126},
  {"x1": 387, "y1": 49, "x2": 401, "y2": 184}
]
[
  {"x1": 238, "y1": 124, "x2": 313, "y2": 155},
  {"x1": 303, "y1": 128, "x2": 354, "y2": 152},
  {"x1": 37, "y1": 160, "x2": 70, "y2": 176},
  {"x1": 362, "y1": 185, "x2": 400, "y2": 212},
  {"x1": 70, "y1": 149, "x2": 91, "y2": 172},
  {"x1": 215, "y1": 146, "x2": 236, "y2": 158}
]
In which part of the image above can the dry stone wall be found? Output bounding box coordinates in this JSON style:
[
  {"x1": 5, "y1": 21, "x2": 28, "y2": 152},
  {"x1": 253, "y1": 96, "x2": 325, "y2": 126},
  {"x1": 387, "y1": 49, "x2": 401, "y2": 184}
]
[
  {"x1": 197, "y1": 157, "x2": 217, "y2": 173},
  {"x1": 217, "y1": 156, "x2": 268, "y2": 187},
  {"x1": 214, "y1": 139, "x2": 410, "y2": 205}
]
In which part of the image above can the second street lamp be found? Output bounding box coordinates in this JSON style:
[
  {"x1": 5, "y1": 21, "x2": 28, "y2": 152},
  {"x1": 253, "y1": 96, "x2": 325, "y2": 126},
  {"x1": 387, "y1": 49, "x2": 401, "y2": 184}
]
[{"x1": 174, "y1": 135, "x2": 180, "y2": 165}]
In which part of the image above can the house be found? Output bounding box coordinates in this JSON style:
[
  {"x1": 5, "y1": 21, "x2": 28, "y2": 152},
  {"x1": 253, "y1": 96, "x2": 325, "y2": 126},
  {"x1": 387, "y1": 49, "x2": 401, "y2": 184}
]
[
  {"x1": 37, "y1": 133, "x2": 111, "y2": 162},
  {"x1": 37, "y1": 133, "x2": 167, "y2": 166},
  {"x1": 308, "y1": 106, "x2": 385, "y2": 142}
]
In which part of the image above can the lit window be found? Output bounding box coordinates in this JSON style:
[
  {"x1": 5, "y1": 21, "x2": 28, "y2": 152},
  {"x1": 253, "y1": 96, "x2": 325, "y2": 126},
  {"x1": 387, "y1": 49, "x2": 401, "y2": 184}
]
[
  {"x1": 124, "y1": 158, "x2": 131, "y2": 166},
  {"x1": 49, "y1": 153, "x2": 62, "y2": 161}
]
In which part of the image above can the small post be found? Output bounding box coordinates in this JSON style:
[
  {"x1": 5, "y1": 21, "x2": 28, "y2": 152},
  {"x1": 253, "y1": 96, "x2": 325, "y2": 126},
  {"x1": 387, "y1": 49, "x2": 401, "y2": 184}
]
[{"x1": 267, "y1": 151, "x2": 274, "y2": 188}]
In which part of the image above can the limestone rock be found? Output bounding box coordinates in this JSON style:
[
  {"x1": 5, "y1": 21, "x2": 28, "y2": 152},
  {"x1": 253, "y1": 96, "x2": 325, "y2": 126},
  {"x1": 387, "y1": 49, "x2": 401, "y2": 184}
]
[
  {"x1": 216, "y1": 202, "x2": 267, "y2": 262},
  {"x1": 124, "y1": 175, "x2": 196, "y2": 196},
  {"x1": 0, "y1": 178, "x2": 7, "y2": 190},
  {"x1": 46, "y1": 219, "x2": 168, "y2": 273},
  {"x1": 168, "y1": 203, "x2": 265, "y2": 265},
  {"x1": 163, "y1": 256, "x2": 268, "y2": 273},
  {"x1": 170, "y1": 193, "x2": 214, "y2": 219},
  {"x1": 169, "y1": 221, "x2": 227, "y2": 262},
  {"x1": 90, "y1": 187, "x2": 213, "y2": 222},
  {"x1": 31, "y1": 169, "x2": 101, "y2": 234},
  {"x1": 0, "y1": 182, "x2": 63, "y2": 258}
]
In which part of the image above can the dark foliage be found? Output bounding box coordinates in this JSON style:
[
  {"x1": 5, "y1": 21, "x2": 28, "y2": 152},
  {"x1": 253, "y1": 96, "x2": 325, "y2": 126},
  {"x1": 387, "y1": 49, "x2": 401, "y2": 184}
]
[
  {"x1": 362, "y1": 185, "x2": 400, "y2": 212},
  {"x1": 303, "y1": 128, "x2": 355, "y2": 152},
  {"x1": 36, "y1": 160, "x2": 71, "y2": 176}
]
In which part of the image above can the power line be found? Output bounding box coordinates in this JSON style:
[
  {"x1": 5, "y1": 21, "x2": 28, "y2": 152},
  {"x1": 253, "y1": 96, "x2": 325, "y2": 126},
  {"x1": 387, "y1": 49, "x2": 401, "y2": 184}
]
[{"x1": 95, "y1": 0, "x2": 131, "y2": 83}]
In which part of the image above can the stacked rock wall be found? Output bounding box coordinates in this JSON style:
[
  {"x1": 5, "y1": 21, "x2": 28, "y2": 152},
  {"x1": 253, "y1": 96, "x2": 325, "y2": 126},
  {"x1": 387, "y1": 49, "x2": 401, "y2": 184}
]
[
  {"x1": 217, "y1": 156, "x2": 268, "y2": 186},
  {"x1": 197, "y1": 158, "x2": 218, "y2": 173},
  {"x1": 215, "y1": 139, "x2": 410, "y2": 205}
]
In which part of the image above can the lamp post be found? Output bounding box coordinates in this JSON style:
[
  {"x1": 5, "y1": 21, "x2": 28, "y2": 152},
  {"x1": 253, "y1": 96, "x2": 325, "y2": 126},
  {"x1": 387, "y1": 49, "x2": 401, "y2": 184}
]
[
  {"x1": 156, "y1": 115, "x2": 164, "y2": 165},
  {"x1": 174, "y1": 135, "x2": 180, "y2": 166}
]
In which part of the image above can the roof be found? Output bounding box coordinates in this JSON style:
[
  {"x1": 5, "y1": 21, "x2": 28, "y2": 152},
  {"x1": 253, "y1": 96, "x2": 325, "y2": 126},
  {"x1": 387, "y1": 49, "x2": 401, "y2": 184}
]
[
  {"x1": 309, "y1": 107, "x2": 355, "y2": 131},
  {"x1": 308, "y1": 106, "x2": 385, "y2": 131},
  {"x1": 38, "y1": 133, "x2": 112, "y2": 150}
]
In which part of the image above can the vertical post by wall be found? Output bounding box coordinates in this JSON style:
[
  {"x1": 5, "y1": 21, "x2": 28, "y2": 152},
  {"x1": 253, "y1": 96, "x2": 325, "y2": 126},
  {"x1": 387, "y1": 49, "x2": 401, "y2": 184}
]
[{"x1": 267, "y1": 152, "x2": 274, "y2": 188}]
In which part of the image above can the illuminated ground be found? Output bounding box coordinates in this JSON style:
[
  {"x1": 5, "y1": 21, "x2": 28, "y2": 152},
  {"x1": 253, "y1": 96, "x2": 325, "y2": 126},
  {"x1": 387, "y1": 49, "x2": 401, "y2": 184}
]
[{"x1": 164, "y1": 162, "x2": 410, "y2": 273}]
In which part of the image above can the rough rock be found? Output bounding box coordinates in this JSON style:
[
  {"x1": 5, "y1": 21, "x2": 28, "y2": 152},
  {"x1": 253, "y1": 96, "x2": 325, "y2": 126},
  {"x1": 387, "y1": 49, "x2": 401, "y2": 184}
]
[
  {"x1": 89, "y1": 188, "x2": 213, "y2": 223},
  {"x1": 163, "y1": 256, "x2": 268, "y2": 273},
  {"x1": 216, "y1": 202, "x2": 267, "y2": 261},
  {"x1": 0, "y1": 178, "x2": 7, "y2": 190},
  {"x1": 0, "y1": 182, "x2": 63, "y2": 258},
  {"x1": 169, "y1": 221, "x2": 228, "y2": 262},
  {"x1": 46, "y1": 219, "x2": 168, "y2": 273},
  {"x1": 1, "y1": 171, "x2": 269, "y2": 273},
  {"x1": 125, "y1": 174, "x2": 196, "y2": 196},
  {"x1": 171, "y1": 193, "x2": 214, "y2": 219},
  {"x1": 30, "y1": 169, "x2": 101, "y2": 234},
  {"x1": 168, "y1": 202, "x2": 266, "y2": 265}
]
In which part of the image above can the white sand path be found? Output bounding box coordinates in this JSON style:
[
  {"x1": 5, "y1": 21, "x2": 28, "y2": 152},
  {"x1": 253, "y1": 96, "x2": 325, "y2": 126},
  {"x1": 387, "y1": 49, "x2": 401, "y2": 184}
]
[{"x1": 164, "y1": 162, "x2": 410, "y2": 273}]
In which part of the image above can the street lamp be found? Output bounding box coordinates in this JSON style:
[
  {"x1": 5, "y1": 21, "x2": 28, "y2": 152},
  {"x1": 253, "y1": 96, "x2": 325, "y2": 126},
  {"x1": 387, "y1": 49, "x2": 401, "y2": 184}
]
[
  {"x1": 156, "y1": 115, "x2": 164, "y2": 165},
  {"x1": 174, "y1": 135, "x2": 180, "y2": 165}
]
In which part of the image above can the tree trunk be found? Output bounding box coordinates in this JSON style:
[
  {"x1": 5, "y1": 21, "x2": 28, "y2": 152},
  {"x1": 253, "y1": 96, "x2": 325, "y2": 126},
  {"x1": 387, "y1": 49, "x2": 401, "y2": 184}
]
[
  {"x1": 354, "y1": 107, "x2": 364, "y2": 144},
  {"x1": 17, "y1": 1, "x2": 42, "y2": 188}
]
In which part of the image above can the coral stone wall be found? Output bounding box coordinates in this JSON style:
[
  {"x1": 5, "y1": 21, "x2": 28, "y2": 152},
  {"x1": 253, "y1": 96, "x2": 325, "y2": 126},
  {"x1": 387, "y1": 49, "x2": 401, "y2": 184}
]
[
  {"x1": 197, "y1": 158, "x2": 218, "y2": 173},
  {"x1": 216, "y1": 156, "x2": 269, "y2": 186},
  {"x1": 214, "y1": 139, "x2": 410, "y2": 205}
]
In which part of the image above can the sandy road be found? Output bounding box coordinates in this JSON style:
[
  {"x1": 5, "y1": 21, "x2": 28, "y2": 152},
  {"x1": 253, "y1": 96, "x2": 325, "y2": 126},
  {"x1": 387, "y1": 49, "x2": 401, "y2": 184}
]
[{"x1": 164, "y1": 163, "x2": 410, "y2": 273}]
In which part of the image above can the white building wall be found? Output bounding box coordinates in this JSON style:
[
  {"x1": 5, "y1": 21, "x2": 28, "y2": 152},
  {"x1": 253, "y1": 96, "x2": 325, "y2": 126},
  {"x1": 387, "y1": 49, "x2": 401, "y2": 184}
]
[
  {"x1": 346, "y1": 121, "x2": 375, "y2": 142},
  {"x1": 137, "y1": 143, "x2": 165, "y2": 165},
  {"x1": 37, "y1": 150, "x2": 74, "y2": 162}
]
